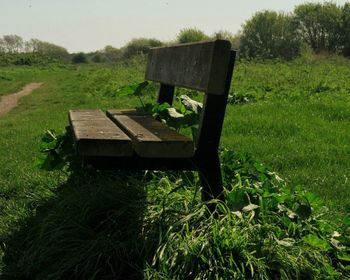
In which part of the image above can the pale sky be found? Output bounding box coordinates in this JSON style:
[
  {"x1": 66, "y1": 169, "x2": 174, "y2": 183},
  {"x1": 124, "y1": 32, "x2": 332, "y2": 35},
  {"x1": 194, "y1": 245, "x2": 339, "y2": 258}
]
[{"x1": 0, "y1": 0, "x2": 349, "y2": 53}]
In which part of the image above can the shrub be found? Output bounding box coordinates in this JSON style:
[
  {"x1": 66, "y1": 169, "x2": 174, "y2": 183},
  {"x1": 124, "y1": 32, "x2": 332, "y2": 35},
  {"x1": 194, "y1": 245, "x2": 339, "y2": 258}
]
[
  {"x1": 102, "y1": 45, "x2": 122, "y2": 63},
  {"x1": 177, "y1": 28, "x2": 209, "y2": 44},
  {"x1": 122, "y1": 38, "x2": 163, "y2": 59},
  {"x1": 71, "y1": 52, "x2": 88, "y2": 64}
]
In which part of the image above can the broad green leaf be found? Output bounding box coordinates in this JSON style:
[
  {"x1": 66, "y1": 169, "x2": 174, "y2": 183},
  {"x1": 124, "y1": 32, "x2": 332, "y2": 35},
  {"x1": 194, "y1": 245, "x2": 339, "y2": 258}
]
[
  {"x1": 133, "y1": 81, "x2": 149, "y2": 96},
  {"x1": 343, "y1": 216, "x2": 350, "y2": 226},
  {"x1": 115, "y1": 84, "x2": 136, "y2": 96},
  {"x1": 226, "y1": 189, "x2": 249, "y2": 211},
  {"x1": 305, "y1": 192, "x2": 323, "y2": 211},
  {"x1": 302, "y1": 234, "x2": 331, "y2": 251},
  {"x1": 337, "y1": 252, "x2": 350, "y2": 262},
  {"x1": 116, "y1": 81, "x2": 149, "y2": 96}
]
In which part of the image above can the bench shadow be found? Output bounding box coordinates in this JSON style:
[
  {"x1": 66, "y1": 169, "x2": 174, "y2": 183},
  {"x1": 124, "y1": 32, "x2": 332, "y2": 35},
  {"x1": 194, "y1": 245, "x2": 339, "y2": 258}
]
[{"x1": 2, "y1": 170, "x2": 151, "y2": 280}]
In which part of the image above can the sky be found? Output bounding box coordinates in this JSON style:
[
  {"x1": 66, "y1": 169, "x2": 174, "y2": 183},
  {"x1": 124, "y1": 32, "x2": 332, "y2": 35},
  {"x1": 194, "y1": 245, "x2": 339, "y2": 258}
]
[{"x1": 0, "y1": 0, "x2": 349, "y2": 53}]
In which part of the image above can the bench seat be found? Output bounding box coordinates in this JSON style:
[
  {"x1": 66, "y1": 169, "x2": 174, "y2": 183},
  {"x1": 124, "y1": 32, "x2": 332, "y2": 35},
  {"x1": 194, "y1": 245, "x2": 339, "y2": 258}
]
[
  {"x1": 107, "y1": 109, "x2": 194, "y2": 158},
  {"x1": 69, "y1": 109, "x2": 194, "y2": 159},
  {"x1": 69, "y1": 109, "x2": 133, "y2": 157}
]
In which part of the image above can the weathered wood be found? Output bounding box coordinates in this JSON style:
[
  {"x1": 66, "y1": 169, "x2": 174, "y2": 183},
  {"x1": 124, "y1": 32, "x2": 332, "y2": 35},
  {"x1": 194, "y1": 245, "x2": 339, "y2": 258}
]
[
  {"x1": 195, "y1": 51, "x2": 236, "y2": 156},
  {"x1": 145, "y1": 40, "x2": 231, "y2": 94},
  {"x1": 69, "y1": 109, "x2": 133, "y2": 157},
  {"x1": 107, "y1": 110, "x2": 194, "y2": 158}
]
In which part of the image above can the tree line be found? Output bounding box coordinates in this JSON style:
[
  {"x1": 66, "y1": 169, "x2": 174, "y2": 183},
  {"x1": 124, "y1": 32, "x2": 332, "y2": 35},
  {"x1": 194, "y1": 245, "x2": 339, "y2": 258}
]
[
  {"x1": 239, "y1": 2, "x2": 350, "y2": 59},
  {"x1": 0, "y1": 35, "x2": 70, "y2": 62},
  {"x1": 1, "y1": 2, "x2": 349, "y2": 65}
]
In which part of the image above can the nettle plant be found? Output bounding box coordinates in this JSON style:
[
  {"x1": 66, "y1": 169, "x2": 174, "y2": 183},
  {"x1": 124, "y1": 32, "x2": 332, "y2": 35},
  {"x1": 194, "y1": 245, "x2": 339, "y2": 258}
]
[
  {"x1": 145, "y1": 151, "x2": 350, "y2": 279},
  {"x1": 116, "y1": 81, "x2": 202, "y2": 134}
]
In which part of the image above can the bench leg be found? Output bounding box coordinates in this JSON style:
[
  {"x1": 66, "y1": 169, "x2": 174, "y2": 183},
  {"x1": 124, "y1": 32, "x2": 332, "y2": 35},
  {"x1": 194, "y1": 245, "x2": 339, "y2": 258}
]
[{"x1": 196, "y1": 154, "x2": 224, "y2": 202}]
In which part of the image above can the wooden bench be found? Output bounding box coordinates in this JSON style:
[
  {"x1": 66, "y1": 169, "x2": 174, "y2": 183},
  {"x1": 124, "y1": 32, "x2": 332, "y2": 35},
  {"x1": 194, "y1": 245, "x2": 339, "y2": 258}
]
[{"x1": 69, "y1": 40, "x2": 236, "y2": 201}]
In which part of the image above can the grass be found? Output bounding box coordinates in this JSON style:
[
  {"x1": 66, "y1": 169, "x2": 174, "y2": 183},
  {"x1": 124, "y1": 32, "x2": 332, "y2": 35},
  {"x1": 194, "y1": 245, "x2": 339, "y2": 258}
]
[
  {"x1": 0, "y1": 56, "x2": 350, "y2": 278},
  {"x1": 223, "y1": 95, "x2": 350, "y2": 216}
]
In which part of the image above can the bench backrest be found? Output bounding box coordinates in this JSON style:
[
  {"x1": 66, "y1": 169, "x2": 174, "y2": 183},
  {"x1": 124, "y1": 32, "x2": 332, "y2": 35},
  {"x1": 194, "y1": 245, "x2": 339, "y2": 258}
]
[
  {"x1": 145, "y1": 40, "x2": 236, "y2": 157},
  {"x1": 145, "y1": 40, "x2": 232, "y2": 95}
]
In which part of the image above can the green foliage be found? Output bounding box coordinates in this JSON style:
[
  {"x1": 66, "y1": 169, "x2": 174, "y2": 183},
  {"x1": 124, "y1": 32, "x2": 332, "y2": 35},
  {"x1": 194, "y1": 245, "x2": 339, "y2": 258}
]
[
  {"x1": 0, "y1": 35, "x2": 23, "y2": 53},
  {"x1": 294, "y1": 2, "x2": 343, "y2": 54},
  {"x1": 146, "y1": 151, "x2": 350, "y2": 279},
  {"x1": 342, "y1": 3, "x2": 350, "y2": 57},
  {"x1": 26, "y1": 39, "x2": 70, "y2": 62},
  {"x1": 122, "y1": 38, "x2": 163, "y2": 59},
  {"x1": 177, "y1": 28, "x2": 209, "y2": 44},
  {"x1": 2, "y1": 60, "x2": 350, "y2": 278},
  {"x1": 71, "y1": 52, "x2": 88, "y2": 64},
  {"x1": 98, "y1": 45, "x2": 122, "y2": 63},
  {"x1": 0, "y1": 36, "x2": 69, "y2": 63},
  {"x1": 37, "y1": 129, "x2": 75, "y2": 171},
  {"x1": 0, "y1": 52, "x2": 59, "y2": 66},
  {"x1": 240, "y1": 11, "x2": 301, "y2": 60},
  {"x1": 5, "y1": 141, "x2": 350, "y2": 279}
]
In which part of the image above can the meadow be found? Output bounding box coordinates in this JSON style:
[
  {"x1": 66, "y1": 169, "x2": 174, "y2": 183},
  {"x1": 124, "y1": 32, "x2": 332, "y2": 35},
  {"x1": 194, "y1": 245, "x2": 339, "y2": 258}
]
[{"x1": 0, "y1": 56, "x2": 350, "y2": 279}]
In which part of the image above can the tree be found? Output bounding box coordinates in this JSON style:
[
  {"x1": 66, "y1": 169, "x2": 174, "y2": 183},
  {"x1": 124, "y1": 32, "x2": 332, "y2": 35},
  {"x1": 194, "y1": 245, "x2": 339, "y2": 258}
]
[
  {"x1": 177, "y1": 28, "x2": 209, "y2": 44},
  {"x1": 240, "y1": 11, "x2": 301, "y2": 59},
  {"x1": 71, "y1": 52, "x2": 87, "y2": 64},
  {"x1": 2, "y1": 35, "x2": 23, "y2": 53},
  {"x1": 294, "y1": 2, "x2": 342, "y2": 53},
  {"x1": 0, "y1": 38, "x2": 5, "y2": 53},
  {"x1": 341, "y1": 3, "x2": 350, "y2": 56},
  {"x1": 122, "y1": 38, "x2": 163, "y2": 59},
  {"x1": 103, "y1": 45, "x2": 121, "y2": 63},
  {"x1": 91, "y1": 52, "x2": 105, "y2": 63},
  {"x1": 25, "y1": 39, "x2": 70, "y2": 62}
]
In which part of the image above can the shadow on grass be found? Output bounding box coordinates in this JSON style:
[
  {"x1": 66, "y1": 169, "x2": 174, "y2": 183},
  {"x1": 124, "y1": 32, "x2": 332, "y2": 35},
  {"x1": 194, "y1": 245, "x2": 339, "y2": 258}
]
[{"x1": 1, "y1": 170, "x2": 151, "y2": 280}]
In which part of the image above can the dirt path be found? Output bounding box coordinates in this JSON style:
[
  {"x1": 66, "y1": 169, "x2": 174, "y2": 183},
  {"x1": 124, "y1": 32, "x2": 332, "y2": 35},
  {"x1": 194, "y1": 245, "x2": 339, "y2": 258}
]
[{"x1": 0, "y1": 83, "x2": 43, "y2": 116}]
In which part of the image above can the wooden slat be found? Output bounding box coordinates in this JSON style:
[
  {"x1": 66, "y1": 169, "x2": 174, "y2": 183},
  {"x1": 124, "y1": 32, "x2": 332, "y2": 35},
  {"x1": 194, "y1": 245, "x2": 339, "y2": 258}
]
[
  {"x1": 145, "y1": 40, "x2": 231, "y2": 95},
  {"x1": 69, "y1": 109, "x2": 133, "y2": 157},
  {"x1": 107, "y1": 110, "x2": 194, "y2": 158}
]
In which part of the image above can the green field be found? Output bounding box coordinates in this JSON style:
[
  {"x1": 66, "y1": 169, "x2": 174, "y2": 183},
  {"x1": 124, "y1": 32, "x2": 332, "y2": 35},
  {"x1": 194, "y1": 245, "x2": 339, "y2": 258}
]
[{"x1": 1, "y1": 57, "x2": 350, "y2": 278}]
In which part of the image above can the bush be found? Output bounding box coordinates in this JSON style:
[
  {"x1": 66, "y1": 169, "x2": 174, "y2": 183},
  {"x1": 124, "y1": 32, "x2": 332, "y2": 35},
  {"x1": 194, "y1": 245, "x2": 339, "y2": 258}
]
[
  {"x1": 177, "y1": 28, "x2": 209, "y2": 44},
  {"x1": 122, "y1": 38, "x2": 163, "y2": 59},
  {"x1": 0, "y1": 52, "x2": 58, "y2": 66},
  {"x1": 71, "y1": 52, "x2": 88, "y2": 64},
  {"x1": 90, "y1": 53, "x2": 105, "y2": 63},
  {"x1": 342, "y1": 3, "x2": 350, "y2": 56}
]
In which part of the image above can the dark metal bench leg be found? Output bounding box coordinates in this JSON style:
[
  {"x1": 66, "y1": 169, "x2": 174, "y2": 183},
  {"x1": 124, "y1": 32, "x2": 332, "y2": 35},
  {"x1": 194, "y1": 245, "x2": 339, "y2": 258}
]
[{"x1": 197, "y1": 154, "x2": 224, "y2": 202}]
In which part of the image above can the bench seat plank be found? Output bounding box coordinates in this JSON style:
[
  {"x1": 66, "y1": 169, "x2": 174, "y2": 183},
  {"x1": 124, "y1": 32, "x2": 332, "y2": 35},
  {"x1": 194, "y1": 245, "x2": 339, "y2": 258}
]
[
  {"x1": 107, "y1": 109, "x2": 194, "y2": 158},
  {"x1": 69, "y1": 109, "x2": 133, "y2": 157}
]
